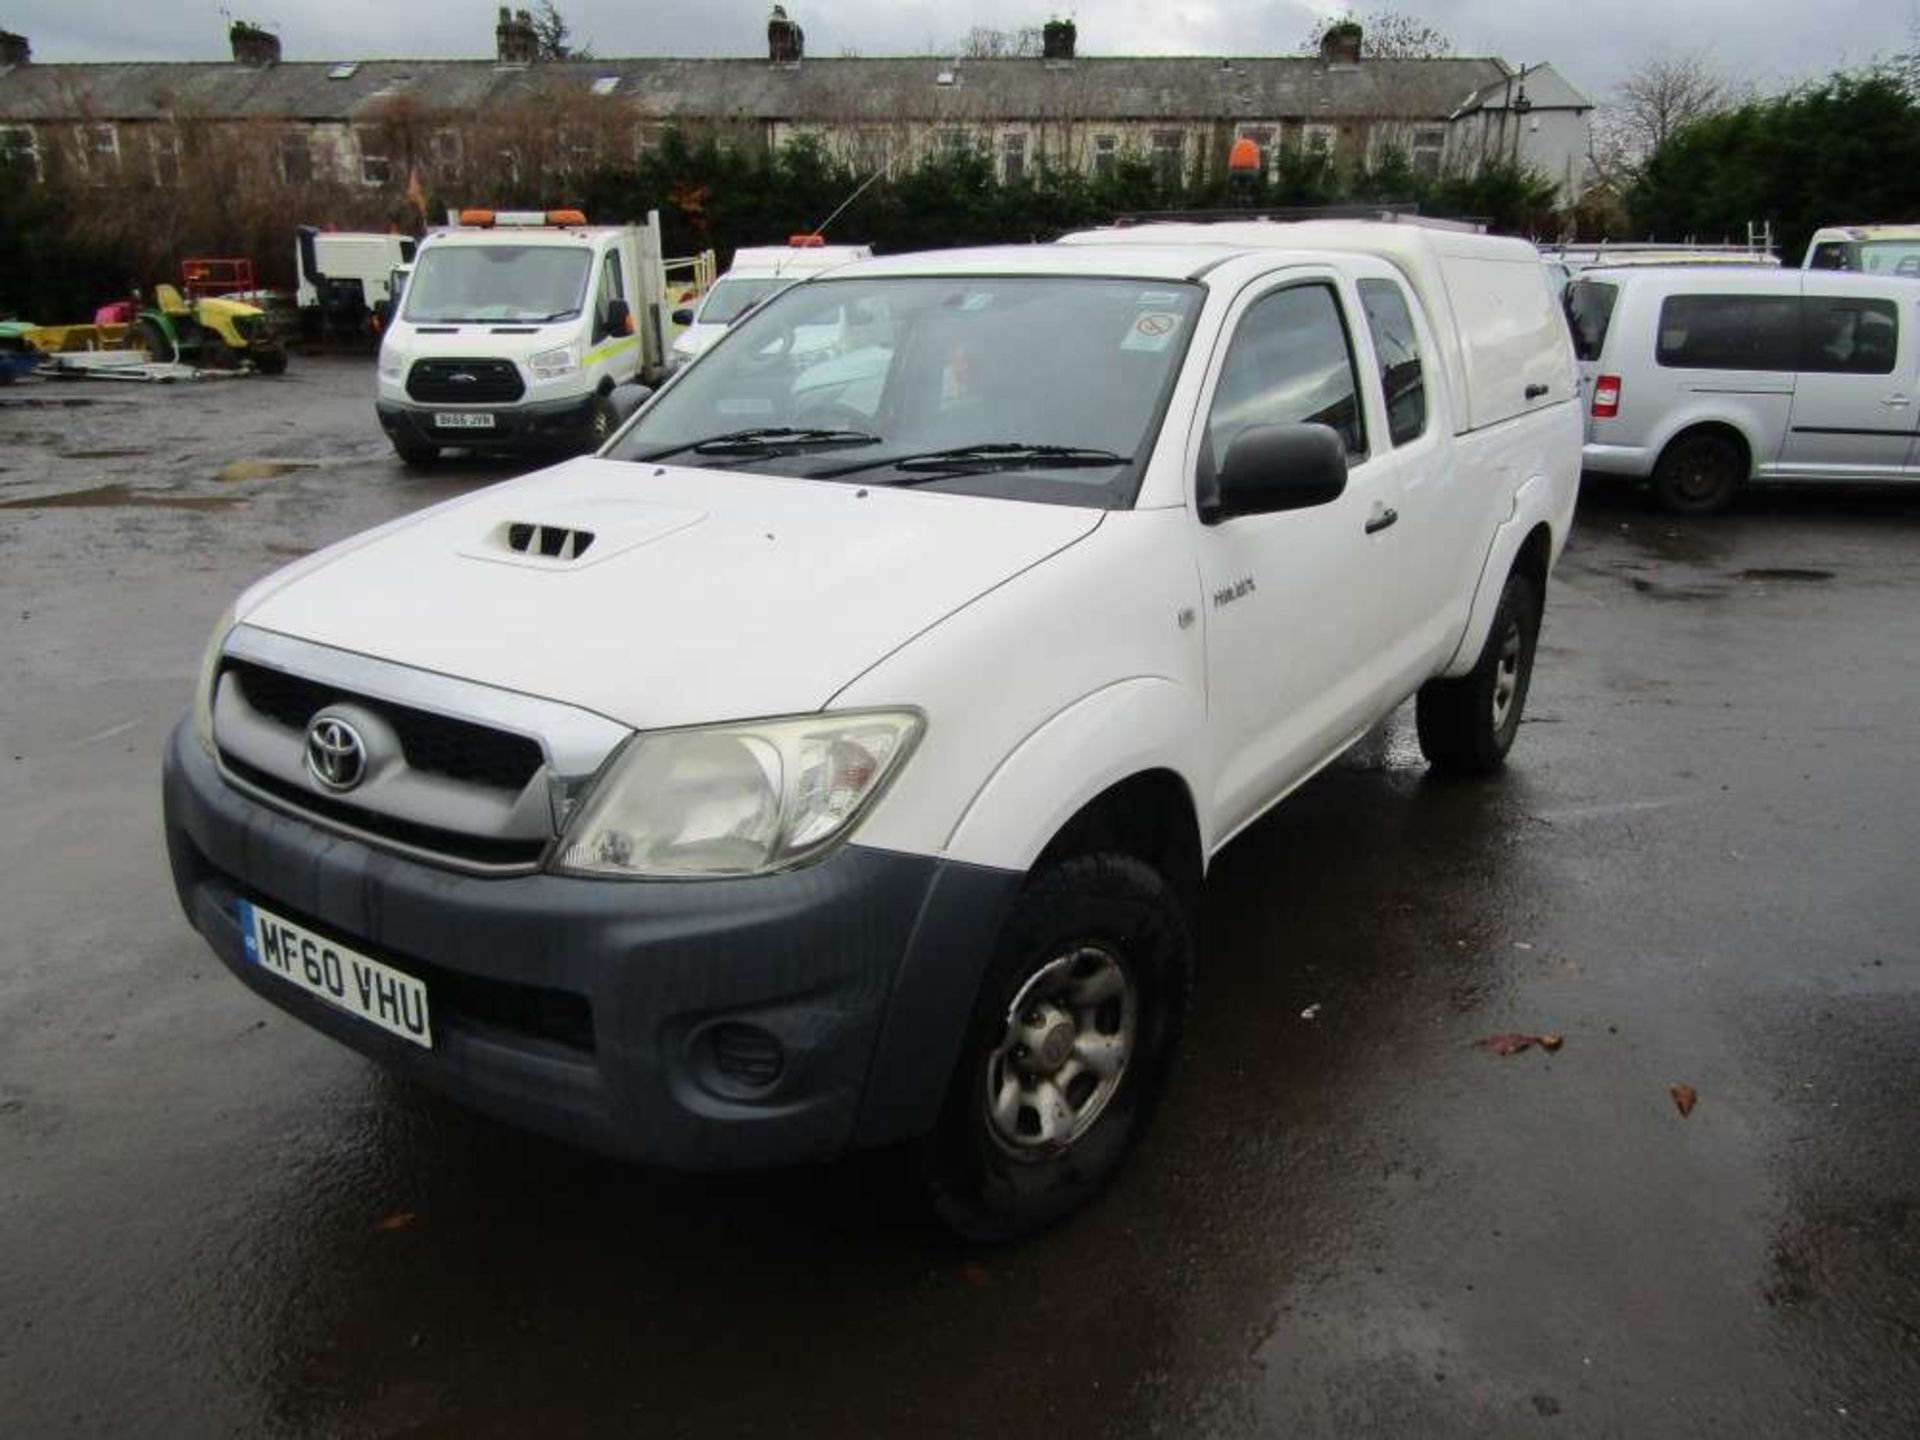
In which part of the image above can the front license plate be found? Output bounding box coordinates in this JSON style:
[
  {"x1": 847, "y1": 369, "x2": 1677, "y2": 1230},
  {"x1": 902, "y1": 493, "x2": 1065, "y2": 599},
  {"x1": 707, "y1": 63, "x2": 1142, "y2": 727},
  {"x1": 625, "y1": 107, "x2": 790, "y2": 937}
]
[
  {"x1": 433, "y1": 411, "x2": 495, "y2": 429},
  {"x1": 237, "y1": 901, "x2": 433, "y2": 1049}
]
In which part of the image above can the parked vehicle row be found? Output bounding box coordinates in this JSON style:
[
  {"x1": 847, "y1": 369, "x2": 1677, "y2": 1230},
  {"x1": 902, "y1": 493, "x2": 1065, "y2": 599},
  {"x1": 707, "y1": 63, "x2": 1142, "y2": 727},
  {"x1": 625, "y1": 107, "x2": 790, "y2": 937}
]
[
  {"x1": 1570, "y1": 265, "x2": 1919, "y2": 512},
  {"x1": 166, "y1": 217, "x2": 1580, "y2": 1238}
]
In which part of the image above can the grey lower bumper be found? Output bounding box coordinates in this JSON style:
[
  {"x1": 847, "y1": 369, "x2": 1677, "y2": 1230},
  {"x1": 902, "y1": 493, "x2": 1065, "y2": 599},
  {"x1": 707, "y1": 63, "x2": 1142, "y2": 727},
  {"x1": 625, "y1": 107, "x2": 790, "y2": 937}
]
[
  {"x1": 377, "y1": 393, "x2": 598, "y2": 452},
  {"x1": 162, "y1": 721, "x2": 1021, "y2": 1170}
]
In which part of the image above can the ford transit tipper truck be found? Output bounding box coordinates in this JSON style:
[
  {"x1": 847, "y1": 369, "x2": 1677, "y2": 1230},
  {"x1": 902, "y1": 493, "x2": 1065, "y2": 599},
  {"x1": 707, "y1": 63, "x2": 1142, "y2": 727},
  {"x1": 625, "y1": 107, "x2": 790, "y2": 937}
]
[
  {"x1": 166, "y1": 220, "x2": 1580, "y2": 1238},
  {"x1": 667, "y1": 239, "x2": 873, "y2": 369},
  {"x1": 375, "y1": 208, "x2": 674, "y2": 464}
]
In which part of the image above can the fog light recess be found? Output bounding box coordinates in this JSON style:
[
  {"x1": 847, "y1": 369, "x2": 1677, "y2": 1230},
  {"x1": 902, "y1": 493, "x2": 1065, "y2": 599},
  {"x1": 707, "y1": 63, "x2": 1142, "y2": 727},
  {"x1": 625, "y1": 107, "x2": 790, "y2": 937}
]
[{"x1": 704, "y1": 1022, "x2": 785, "y2": 1092}]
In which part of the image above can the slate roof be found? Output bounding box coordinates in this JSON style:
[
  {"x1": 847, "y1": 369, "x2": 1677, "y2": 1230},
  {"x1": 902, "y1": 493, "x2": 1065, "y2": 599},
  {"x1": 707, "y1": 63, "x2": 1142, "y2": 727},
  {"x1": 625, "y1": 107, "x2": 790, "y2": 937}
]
[{"x1": 0, "y1": 55, "x2": 1528, "y2": 126}]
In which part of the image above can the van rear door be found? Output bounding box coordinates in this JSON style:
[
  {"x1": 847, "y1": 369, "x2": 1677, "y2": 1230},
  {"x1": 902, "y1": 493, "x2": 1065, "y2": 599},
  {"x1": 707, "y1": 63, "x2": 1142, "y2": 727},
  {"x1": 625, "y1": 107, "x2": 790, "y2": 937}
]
[{"x1": 1780, "y1": 286, "x2": 1914, "y2": 479}]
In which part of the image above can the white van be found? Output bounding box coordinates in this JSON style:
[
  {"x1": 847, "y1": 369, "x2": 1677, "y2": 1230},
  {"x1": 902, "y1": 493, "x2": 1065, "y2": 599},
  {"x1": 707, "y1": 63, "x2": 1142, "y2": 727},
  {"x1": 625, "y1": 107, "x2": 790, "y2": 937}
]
[
  {"x1": 668, "y1": 239, "x2": 872, "y2": 368},
  {"x1": 376, "y1": 209, "x2": 674, "y2": 464},
  {"x1": 1569, "y1": 265, "x2": 1919, "y2": 512},
  {"x1": 166, "y1": 222, "x2": 1577, "y2": 1238},
  {"x1": 1804, "y1": 224, "x2": 1920, "y2": 277}
]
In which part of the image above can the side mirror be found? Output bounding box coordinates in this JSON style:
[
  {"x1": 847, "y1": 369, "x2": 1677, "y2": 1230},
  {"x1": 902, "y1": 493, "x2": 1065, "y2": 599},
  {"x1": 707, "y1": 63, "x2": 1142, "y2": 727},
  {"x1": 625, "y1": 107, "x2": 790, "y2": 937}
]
[
  {"x1": 603, "y1": 298, "x2": 632, "y2": 338},
  {"x1": 671, "y1": 306, "x2": 695, "y2": 327},
  {"x1": 607, "y1": 382, "x2": 654, "y2": 424},
  {"x1": 1205, "y1": 423, "x2": 1348, "y2": 524}
]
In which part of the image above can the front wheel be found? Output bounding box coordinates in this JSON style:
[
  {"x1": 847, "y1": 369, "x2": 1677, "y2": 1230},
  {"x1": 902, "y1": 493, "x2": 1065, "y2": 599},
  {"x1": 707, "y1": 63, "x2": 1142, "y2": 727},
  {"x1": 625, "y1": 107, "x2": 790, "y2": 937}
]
[
  {"x1": 922, "y1": 853, "x2": 1192, "y2": 1243},
  {"x1": 1416, "y1": 569, "x2": 1541, "y2": 776},
  {"x1": 586, "y1": 393, "x2": 618, "y2": 450},
  {"x1": 392, "y1": 438, "x2": 440, "y2": 468},
  {"x1": 251, "y1": 344, "x2": 288, "y2": 376}
]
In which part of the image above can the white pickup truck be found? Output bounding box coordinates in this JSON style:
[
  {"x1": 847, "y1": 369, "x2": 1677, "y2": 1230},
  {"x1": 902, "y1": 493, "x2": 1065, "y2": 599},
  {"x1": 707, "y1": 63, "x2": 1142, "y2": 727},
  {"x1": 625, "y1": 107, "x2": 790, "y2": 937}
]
[{"x1": 164, "y1": 220, "x2": 1579, "y2": 1238}]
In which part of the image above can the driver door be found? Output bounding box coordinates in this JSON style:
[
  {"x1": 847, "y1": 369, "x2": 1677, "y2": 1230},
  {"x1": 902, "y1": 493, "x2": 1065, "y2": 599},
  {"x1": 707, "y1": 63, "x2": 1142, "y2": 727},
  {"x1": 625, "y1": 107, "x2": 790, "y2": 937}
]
[{"x1": 1191, "y1": 274, "x2": 1404, "y2": 838}]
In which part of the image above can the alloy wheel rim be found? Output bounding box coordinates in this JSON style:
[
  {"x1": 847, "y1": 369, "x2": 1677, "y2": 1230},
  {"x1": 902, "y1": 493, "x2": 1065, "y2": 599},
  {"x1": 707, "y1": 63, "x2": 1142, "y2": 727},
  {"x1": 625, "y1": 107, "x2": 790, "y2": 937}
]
[
  {"x1": 983, "y1": 944, "x2": 1136, "y2": 1158},
  {"x1": 1491, "y1": 617, "x2": 1523, "y2": 732}
]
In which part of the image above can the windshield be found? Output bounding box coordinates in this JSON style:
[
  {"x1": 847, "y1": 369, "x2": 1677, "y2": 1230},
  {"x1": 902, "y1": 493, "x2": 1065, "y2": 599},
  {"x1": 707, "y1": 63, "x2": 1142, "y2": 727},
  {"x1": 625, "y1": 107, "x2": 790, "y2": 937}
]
[
  {"x1": 609, "y1": 275, "x2": 1204, "y2": 508},
  {"x1": 698, "y1": 277, "x2": 797, "y2": 325},
  {"x1": 402, "y1": 244, "x2": 593, "y2": 324},
  {"x1": 1857, "y1": 240, "x2": 1920, "y2": 279}
]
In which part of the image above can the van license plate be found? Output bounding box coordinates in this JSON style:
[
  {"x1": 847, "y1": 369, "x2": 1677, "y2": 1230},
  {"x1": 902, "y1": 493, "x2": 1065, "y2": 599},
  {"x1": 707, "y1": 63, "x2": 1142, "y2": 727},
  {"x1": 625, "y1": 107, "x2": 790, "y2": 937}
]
[
  {"x1": 236, "y1": 900, "x2": 433, "y2": 1049},
  {"x1": 434, "y1": 412, "x2": 495, "y2": 429}
]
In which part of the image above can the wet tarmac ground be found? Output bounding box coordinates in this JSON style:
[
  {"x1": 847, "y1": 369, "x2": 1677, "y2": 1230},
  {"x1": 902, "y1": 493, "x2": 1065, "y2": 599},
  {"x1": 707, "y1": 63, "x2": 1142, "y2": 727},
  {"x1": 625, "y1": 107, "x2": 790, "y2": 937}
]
[{"x1": 2, "y1": 359, "x2": 1916, "y2": 1437}]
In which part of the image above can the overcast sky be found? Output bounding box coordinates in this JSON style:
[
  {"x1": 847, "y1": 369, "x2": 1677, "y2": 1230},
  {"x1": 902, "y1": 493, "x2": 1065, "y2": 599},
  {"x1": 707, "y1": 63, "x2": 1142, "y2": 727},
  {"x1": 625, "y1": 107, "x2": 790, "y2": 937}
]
[{"x1": 5, "y1": 0, "x2": 1916, "y2": 100}]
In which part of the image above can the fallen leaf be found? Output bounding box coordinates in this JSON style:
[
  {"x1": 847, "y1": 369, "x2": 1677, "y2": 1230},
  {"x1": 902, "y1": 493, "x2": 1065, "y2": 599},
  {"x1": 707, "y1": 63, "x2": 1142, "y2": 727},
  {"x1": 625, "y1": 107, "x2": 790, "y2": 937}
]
[
  {"x1": 1476, "y1": 1033, "x2": 1537, "y2": 1056},
  {"x1": 1669, "y1": 1083, "x2": 1698, "y2": 1118},
  {"x1": 1538, "y1": 1034, "x2": 1565, "y2": 1052},
  {"x1": 376, "y1": 1211, "x2": 417, "y2": 1231},
  {"x1": 1300, "y1": 1003, "x2": 1322, "y2": 1021}
]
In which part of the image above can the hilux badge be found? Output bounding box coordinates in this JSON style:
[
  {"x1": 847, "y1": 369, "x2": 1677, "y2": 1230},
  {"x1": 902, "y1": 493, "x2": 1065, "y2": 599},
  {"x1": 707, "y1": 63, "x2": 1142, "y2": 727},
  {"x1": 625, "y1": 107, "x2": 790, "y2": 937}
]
[{"x1": 304, "y1": 716, "x2": 369, "y2": 792}]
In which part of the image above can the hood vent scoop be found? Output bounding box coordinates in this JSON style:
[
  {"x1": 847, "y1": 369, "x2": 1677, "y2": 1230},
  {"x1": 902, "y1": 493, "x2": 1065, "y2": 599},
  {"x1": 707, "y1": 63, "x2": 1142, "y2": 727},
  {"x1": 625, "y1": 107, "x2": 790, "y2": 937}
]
[{"x1": 505, "y1": 522, "x2": 595, "y2": 561}]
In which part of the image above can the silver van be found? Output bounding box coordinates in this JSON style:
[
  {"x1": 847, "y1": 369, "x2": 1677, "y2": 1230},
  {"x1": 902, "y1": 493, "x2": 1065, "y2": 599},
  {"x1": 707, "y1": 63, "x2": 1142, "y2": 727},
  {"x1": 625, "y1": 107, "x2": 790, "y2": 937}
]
[{"x1": 1567, "y1": 266, "x2": 1917, "y2": 513}]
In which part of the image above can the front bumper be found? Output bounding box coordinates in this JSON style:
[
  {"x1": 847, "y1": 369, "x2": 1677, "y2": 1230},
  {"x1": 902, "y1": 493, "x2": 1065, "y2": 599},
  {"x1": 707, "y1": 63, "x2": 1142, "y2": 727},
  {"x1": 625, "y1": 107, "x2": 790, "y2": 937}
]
[
  {"x1": 162, "y1": 720, "x2": 1021, "y2": 1170},
  {"x1": 377, "y1": 393, "x2": 599, "y2": 453}
]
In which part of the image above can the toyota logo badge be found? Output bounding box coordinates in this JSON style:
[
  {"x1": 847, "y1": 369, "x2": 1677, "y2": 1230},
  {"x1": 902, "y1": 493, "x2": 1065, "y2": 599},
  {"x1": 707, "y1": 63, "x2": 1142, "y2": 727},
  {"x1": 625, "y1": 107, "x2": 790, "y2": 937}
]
[{"x1": 304, "y1": 715, "x2": 368, "y2": 792}]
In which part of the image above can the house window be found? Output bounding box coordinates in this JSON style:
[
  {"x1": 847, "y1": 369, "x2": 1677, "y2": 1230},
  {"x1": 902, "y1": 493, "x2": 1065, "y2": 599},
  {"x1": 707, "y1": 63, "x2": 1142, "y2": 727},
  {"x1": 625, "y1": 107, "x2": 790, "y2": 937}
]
[
  {"x1": 1236, "y1": 125, "x2": 1277, "y2": 178},
  {"x1": 1150, "y1": 129, "x2": 1184, "y2": 188},
  {"x1": 0, "y1": 125, "x2": 40, "y2": 182},
  {"x1": 76, "y1": 122, "x2": 119, "y2": 179},
  {"x1": 1001, "y1": 132, "x2": 1027, "y2": 185},
  {"x1": 150, "y1": 129, "x2": 180, "y2": 186},
  {"x1": 852, "y1": 127, "x2": 890, "y2": 177},
  {"x1": 1411, "y1": 125, "x2": 1446, "y2": 178},
  {"x1": 1092, "y1": 133, "x2": 1117, "y2": 180},
  {"x1": 938, "y1": 127, "x2": 972, "y2": 159},
  {"x1": 279, "y1": 131, "x2": 313, "y2": 184},
  {"x1": 632, "y1": 123, "x2": 663, "y2": 161},
  {"x1": 1301, "y1": 124, "x2": 1338, "y2": 158},
  {"x1": 356, "y1": 128, "x2": 392, "y2": 186},
  {"x1": 429, "y1": 128, "x2": 463, "y2": 172}
]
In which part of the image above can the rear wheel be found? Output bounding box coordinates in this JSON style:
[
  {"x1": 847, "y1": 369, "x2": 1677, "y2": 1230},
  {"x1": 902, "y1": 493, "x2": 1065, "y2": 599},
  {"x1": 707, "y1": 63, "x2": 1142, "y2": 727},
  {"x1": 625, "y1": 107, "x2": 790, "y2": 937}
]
[
  {"x1": 126, "y1": 319, "x2": 171, "y2": 363},
  {"x1": 1652, "y1": 430, "x2": 1745, "y2": 515},
  {"x1": 923, "y1": 853, "x2": 1192, "y2": 1242},
  {"x1": 1416, "y1": 569, "x2": 1542, "y2": 776}
]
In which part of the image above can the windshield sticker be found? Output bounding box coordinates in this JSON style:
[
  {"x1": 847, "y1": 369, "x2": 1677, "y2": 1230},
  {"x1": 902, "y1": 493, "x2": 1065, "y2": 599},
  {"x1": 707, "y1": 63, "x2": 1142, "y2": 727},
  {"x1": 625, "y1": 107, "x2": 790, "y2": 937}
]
[
  {"x1": 960, "y1": 292, "x2": 995, "y2": 312},
  {"x1": 1122, "y1": 311, "x2": 1183, "y2": 353}
]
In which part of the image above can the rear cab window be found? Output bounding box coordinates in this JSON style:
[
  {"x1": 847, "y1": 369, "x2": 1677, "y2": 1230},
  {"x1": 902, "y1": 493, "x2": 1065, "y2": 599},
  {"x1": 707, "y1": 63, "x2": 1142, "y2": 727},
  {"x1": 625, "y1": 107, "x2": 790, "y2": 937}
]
[
  {"x1": 1358, "y1": 278, "x2": 1427, "y2": 446},
  {"x1": 1564, "y1": 279, "x2": 1619, "y2": 363}
]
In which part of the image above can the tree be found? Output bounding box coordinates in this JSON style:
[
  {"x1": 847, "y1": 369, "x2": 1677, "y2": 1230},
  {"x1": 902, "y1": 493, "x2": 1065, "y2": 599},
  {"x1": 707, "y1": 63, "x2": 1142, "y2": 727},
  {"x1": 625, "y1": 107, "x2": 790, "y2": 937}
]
[
  {"x1": 945, "y1": 26, "x2": 1044, "y2": 59},
  {"x1": 530, "y1": 2, "x2": 591, "y2": 61},
  {"x1": 1302, "y1": 10, "x2": 1452, "y2": 60},
  {"x1": 1629, "y1": 71, "x2": 1920, "y2": 260}
]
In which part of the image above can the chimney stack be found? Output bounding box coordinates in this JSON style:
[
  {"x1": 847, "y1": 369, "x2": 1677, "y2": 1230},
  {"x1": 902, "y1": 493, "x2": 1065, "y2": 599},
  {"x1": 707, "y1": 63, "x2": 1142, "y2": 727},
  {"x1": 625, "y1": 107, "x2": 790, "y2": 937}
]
[
  {"x1": 0, "y1": 30, "x2": 29, "y2": 67},
  {"x1": 767, "y1": 5, "x2": 804, "y2": 63},
  {"x1": 497, "y1": 7, "x2": 540, "y2": 64},
  {"x1": 1042, "y1": 19, "x2": 1076, "y2": 62},
  {"x1": 1319, "y1": 21, "x2": 1362, "y2": 65},
  {"x1": 229, "y1": 20, "x2": 281, "y2": 67}
]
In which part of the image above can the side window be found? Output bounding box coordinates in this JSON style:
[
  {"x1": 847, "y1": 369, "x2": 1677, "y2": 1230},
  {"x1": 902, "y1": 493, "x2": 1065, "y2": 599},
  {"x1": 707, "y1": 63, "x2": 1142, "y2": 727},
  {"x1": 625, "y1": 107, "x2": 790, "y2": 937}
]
[
  {"x1": 1205, "y1": 283, "x2": 1366, "y2": 471},
  {"x1": 1655, "y1": 294, "x2": 1800, "y2": 371},
  {"x1": 1799, "y1": 296, "x2": 1898, "y2": 375},
  {"x1": 1358, "y1": 278, "x2": 1427, "y2": 447},
  {"x1": 597, "y1": 251, "x2": 626, "y2": 334},
  {"x1": 1807, "y1": 242, "x2": 1855, "y2": 272},
  {"x1": 1564, "y1": 279, "x2": 1619, "y2": 363}
]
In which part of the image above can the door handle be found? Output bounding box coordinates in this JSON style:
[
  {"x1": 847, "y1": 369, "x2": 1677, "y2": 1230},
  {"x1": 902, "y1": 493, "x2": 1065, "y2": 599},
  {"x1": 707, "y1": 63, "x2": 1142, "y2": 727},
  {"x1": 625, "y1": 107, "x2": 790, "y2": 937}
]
[
  {"x1": 1525, "y1": 382, "x2": 1550, "y2": 400},
  {"x1": 1365, "y1": 506, "x2": 1399, "y2": 535},
  {"x1": 1882, "y1": 394, "x2": 1911, "y2": 408}
]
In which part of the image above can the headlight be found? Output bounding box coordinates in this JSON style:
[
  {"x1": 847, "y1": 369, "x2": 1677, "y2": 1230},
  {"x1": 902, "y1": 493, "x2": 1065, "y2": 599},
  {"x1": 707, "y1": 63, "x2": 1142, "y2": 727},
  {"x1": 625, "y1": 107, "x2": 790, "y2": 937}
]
[
  {"x1": 377, "y1": 351, "x2": 402, "y2": 382},
  {"x1": 192, "y1": 603, "x2": 238, "y2": 754},
  {"x1": 529, "y1": 345, "x2": 581, "y2": 380},
  {"x1": 554, "y1": 710, "x2": 923, "y2": 879}
]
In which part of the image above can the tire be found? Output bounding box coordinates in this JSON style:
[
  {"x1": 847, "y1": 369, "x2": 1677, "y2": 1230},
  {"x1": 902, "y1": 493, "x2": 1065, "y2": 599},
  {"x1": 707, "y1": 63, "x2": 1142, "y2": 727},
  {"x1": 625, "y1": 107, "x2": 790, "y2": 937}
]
[
  {"x1": 1416, "y1": 569, "x2": 1542, "y2": 776},
  {"x1": 1652, "y1": 429, "x2": 1745, "y2": 515},
  {"x1": 251, "y1": 344, "x2": 288, "y2": 376},
  {"x1": 586, "y1": 393, "x2": 618, "y2": 450},
  {"x1": 392, "y1": 438, "x2": 440, "y2": 468},
  {"x1": 127, "y1": 319, "x2": 172, "y2": 363},
  {"x1": 922, "y1": 853, "x2": 1193, "y2": 1243}
]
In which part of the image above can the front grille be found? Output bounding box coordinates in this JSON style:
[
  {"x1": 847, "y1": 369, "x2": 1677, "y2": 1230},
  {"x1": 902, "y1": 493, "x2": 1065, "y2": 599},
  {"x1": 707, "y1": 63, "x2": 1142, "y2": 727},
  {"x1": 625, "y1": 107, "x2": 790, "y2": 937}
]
[
  {"x1": 222, "y1": 754, "x2": 550, "y2": 870},
  {"x1": 406, "y1": 357, "x2": 525, "y2": 404},
  {"x1": 229, "y1": 660, "x2": 544, "y2": 792}
]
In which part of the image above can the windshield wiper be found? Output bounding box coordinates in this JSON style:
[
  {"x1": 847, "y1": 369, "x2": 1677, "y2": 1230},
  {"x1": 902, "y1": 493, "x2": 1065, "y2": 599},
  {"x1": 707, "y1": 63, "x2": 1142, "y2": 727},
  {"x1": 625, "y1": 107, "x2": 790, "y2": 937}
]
[
  {"x1": 812, "y1": 442, "x2": 1130, "y2": 482},
  {"x1": 638, "y1": 426, "x2": 883, "y2": 461}
]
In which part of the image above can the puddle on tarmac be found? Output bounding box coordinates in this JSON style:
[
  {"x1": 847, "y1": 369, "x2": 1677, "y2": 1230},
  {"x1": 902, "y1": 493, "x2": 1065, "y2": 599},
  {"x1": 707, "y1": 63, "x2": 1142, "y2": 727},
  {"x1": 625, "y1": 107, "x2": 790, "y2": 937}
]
[
  {"x1": 216, "y1": 458, "x2": 321, "y2": 483},
  {"x1": 0, "y1": 483, "x2": 240, "y2": 512},
  {"x1": 1739, "y1": 567, "x2": 1835, "y2": 583}
]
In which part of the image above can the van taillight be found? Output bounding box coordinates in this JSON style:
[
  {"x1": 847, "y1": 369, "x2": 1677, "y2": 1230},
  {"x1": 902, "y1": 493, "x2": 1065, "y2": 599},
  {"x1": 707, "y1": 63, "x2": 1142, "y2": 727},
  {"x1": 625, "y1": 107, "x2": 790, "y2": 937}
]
[{"x1": 1592, "y1": 375, "x2": 1621, "y2": 419}]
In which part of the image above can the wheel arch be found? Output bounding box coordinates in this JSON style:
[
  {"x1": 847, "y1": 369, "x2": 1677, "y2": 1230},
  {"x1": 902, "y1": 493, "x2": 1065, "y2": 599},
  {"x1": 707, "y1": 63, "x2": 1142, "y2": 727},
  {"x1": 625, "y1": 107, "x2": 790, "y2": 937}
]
[{"x1": 1654, "y1": 420, "x2": 1753, "y2": 482}]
